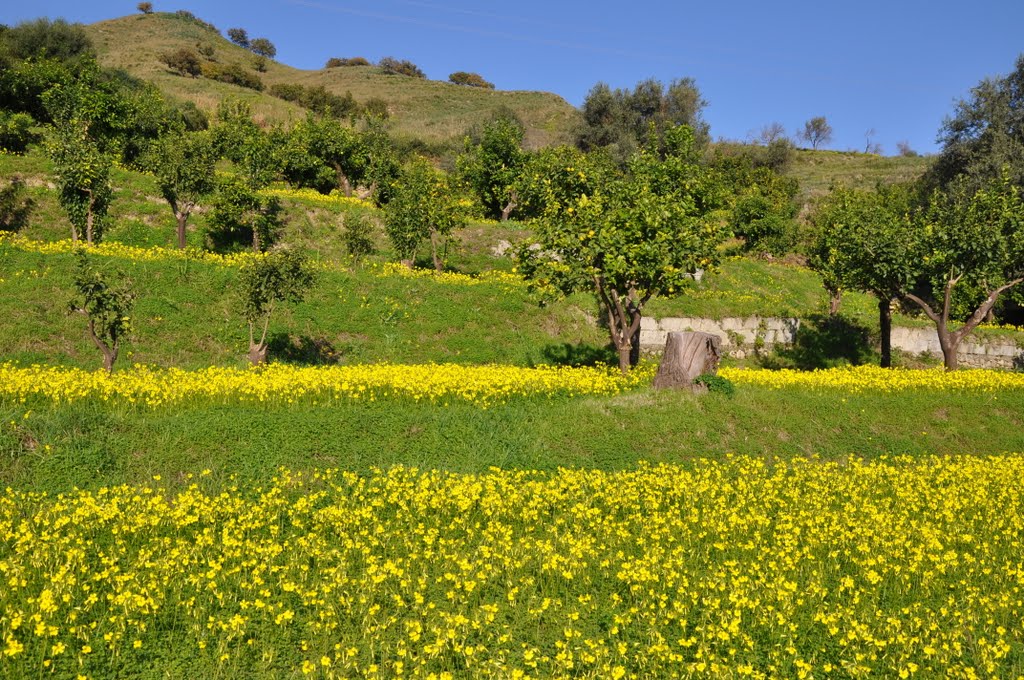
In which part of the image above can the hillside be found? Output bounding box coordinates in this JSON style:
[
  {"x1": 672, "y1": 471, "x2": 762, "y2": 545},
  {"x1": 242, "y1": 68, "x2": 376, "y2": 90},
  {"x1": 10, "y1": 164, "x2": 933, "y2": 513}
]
[
  {"x1": 84, "y1": 11, "x2": 579, "y2": 148},
  {"x1": 785, "y1": 148, "x2": 932, "y2": 201}
]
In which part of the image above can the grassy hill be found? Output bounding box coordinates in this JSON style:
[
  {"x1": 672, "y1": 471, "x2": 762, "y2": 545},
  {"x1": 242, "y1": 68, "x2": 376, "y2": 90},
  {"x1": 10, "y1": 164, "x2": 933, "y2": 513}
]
[
  {"x1": 785, "y1": 148, "x2": 932, "y2": 201},
  {"x1": 84, "y1": 11, "x2": 579, "y2": 148}
]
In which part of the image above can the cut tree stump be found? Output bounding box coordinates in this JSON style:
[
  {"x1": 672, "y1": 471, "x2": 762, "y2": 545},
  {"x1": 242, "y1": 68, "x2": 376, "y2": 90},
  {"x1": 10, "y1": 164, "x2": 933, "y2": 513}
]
[{"x1": 653, "y1": 331, "x2": 721, "y2": 392}]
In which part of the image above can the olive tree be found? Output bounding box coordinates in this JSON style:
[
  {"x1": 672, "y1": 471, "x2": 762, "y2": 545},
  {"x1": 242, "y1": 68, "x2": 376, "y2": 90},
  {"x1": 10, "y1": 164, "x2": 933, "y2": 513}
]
[
  {"x1": 70, "y1": 250, "x2": 136, "y2": 373},
  {"x1": 800, "y1": 116, "x2": 832, "y2": 150},
  {"x1": 237, "y1": 247, "x2": 315, "y2": 365},
  {"x1": 518, "y1": 125, "x2": 726, "y2": 374}
]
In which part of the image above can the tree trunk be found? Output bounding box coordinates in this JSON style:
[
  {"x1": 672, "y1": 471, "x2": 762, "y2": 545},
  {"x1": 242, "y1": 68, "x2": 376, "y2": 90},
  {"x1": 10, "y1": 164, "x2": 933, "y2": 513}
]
[
  {"x1": 500, "y1": 190, "x2": 518, "y2": 222},
  {"x1": 248, "y1": 341, "x2": 268, "y2": 366},
  {"x1": 429, "y1": 229, "x2": 443, "y2": 272},
  {"x1": 176, "y1": 212, "x2": 188, "y2": 249},
  {"x1": 937, "y1": 325, "x2": 959, "y2": 371},
  {"x1": 878, "y1": 297, "x2": 893, "y2": 368},
  {"x1": 334, "y1": 163, "x2": 353, "y2": 197},
  {"x1": 86, "y1": 196, "x2": 95, "y2": 245},
  {"x1": 86, "y1": 318, "x2": 117, "y2": 373},
  {"x1": 102, "y1": 344, "x2": 117, "y2": 374},
  {"x1": 653, "y1": 331, "x2": 722, "y2": 391},
  {"x1": 829, "y1": 290, "x2": 842, "y2": 315}
]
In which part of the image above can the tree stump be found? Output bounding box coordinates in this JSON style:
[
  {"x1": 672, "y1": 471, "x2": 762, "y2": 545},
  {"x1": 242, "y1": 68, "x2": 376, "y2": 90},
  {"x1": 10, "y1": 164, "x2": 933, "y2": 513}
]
[{"x1": 653, "y1": 331, "x2": 721, "y2": 392}]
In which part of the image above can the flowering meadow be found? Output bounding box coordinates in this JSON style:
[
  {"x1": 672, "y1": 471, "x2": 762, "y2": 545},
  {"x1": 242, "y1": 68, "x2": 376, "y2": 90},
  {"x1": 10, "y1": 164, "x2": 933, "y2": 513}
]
[
  {"x1": 0, "y1": 362, "x2": 654, "y2": 408},
  {"x1": 2, "y1": 456, "x2": 1024, "y2": 678},
  {"x1": 720, "y1": 365, "x2": 1024, "y2": 392}
]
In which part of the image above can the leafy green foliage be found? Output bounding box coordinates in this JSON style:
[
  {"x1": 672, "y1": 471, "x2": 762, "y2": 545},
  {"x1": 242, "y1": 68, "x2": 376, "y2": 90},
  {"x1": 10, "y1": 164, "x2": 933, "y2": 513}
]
[
  {"x1": 576, "y1": 77, "x2": 708, "y2": 163},
  {"x1": 211, "y1": 101, "x2": 278, "y2": 190},
  {"x1": 800, "y1": 116, "x2": 832, "y2": 150},
  {"x1": 237, "y1": 247, "x2": 315, "y2": 364},
  {"x1": 0, "y1": 176, "x2": 34, "y2": 232},
  {"x1": 226, "y1": 28, "x2": 249, "y2": 48},
  {"x1": 384, "y1": 157, "x2": 467, "y2": 270},
  {"x1": 278, "y1": 116, "x2": 367, "y2": 195},
  {"x1": 518, "y1": 125, "x2": 726, "y2": 373},
  {"x1": 145, "y1": 129, "x2": 217, "y2": 248},
  {"x1": 0, "y1": 18, "x2": 94, "y2": 63},
  {"x1": 449, "y1": 72, "x2": 494, "y2": 89},
  {"x1": 325, "y1": 57, "x2": 370, "y2": 68},
  {"x1": 47, "y1": 120, "x2": 113, "y2": 244},
  {"x1": 456, "y1": 115, "x2": 526, "y2": 220},
  {"x1": 926, "y1": 54, "x2": 1024, "y2": 193},
  {"x1": 0, "y1": 111, "x2": 37, "y2": 153},
  {"x1": 378, "y1": 57, "x2": 425, "y2": 79},
  {"x1": 694, "y1": 373, "x2": 735, "y2": 396},
  {"x1": 200, "y1": 62, "x2": 263, "y2": 91},
  {"x1": 248, "y1": 38, "x2": 276, "y2": 59},
  {"x1": 342, "y1": 213, "x2": 376, "y2": 264},
  {"x1": 69, "y1": 250, "x2": 136, "y2": 372},
  {"x1": 159, "y1": 47, "x2": 202, "y2": 77},
  {"x1": 809, "y1": 183, "x2": 917, "y2": 365},
  {"x1": 512, "y1": 145, "x2": 615, "y2": 220},
  {"x1": 268, "y1": 83, "x2": 358, "y2": 119},
  {"x1": 207, "y1": 177, "x2": 285, "y2": 253}
]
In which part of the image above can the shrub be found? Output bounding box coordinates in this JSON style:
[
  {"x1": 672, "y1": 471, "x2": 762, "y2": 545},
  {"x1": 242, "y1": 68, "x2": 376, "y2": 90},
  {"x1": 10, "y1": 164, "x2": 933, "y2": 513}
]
[
  {"x1": 342, "y1": 213, "x2": 376, "y2": 264},
  {"x1": 694, "y1": 373, "x2": 735, "y2": 396},
  {"x1": 174, "y1": 10, "x2": 217, "y2": 33},
  {"x1": 196, "y1": 42, "x2": 216, "y2": 60},
  {"x1": 0, "y1": 111, "x2": 38, "y2": 153},
  {"x1": 249, "y1": 37, "x2": 276, "y2": 59},
  {"x1": 378, "y1": 57, "x2": 425, "y2": 78},
  {"x1": 325, "y1": 56, "x2": 369, "y2": 68},
  {"x1": 201, "y1": 62, "x2": 263, "y2": 91},
  {"x1": 160, "y1": 47, "x2": 202, "y2": 77},
  {"x1": 0, "y1": 176, "x2": 34, "y2": 232},
  {"x1": 226, "y1": 27, "x2": 249, "y2": 48},
  {"x1": 731, "y1": 194, "x2": 797, "y2": 256},
  {"x1": 268, "y1": 83, "x2": 357, "y2": 119},
  {"x1": 0, "y1": 18, "x2": 94, "y2": 62},
  {"x1": 448, "y1": 71, "x2": 494, "y2": 89},
  {"x1": 137, "y1": 2, "x2": 154, "y2": 14},
  {"x1": 362, "y1": 98, "x2": 390, "y2": 120},
  {"x1": 251, "y1": 55, "x2": 268, "y2": 73},
  {"x1": 206, "y1": 177, "x2": 284, "y2": 253},
  {"x1": 175, "y1": 101, "x2": 208, "y2": 131}
]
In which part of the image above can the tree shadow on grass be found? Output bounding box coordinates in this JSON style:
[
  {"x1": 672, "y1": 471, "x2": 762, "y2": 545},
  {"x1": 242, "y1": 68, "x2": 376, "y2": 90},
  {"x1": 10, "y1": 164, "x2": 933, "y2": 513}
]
[
  {"x1": 266, "y1": 333, "x2": 343, "y2": 365},
  {"x1": 760, "y1": 314, "x2": 875, "y2": 370},
  {"x1": 532, "y1": 342, "x2": 618, "y2": 368}
]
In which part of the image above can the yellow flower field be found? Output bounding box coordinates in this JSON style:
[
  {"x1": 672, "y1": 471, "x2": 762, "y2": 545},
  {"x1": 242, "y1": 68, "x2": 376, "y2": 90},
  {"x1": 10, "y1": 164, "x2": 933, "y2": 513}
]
[
  {"x1": 0, "y1": 233, "x2": 525, "y2": 288},
  {"x1": 720, "y1": 364, "x2": 1024, "y2": 392},
  {"x1": 0, "y1": 362, "x2": 654, "y2": 408},
  {"x1": 1, "y1": 456, "x2": 1023, "y2": 678}
]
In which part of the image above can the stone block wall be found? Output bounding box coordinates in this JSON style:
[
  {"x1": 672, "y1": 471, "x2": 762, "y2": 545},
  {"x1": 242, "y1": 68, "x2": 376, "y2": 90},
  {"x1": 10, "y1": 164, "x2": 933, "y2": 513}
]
[
  {"x1": 639, "y1": 316, "x2": 800, "y2": 360},
  {"x1": 641, "y1": 316, "x2": 1024, "y2": 368}
]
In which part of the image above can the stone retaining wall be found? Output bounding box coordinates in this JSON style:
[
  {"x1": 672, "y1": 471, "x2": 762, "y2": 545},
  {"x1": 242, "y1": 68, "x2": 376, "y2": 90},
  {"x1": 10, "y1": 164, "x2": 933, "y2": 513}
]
[
  {"x1": 641, "y1": 316, "x2": 1024, "y2": 368},
  {"x1": 640, "y1": 316, "x2": 800, "y2": 360}
]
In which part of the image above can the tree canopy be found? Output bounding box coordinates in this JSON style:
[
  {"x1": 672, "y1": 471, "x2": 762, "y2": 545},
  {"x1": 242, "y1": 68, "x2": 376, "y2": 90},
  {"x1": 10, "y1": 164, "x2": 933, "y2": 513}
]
[
  {"x1": 925, "y1": 54, "x2": 1024, "y2": 193},
  {"x1": 576, "y1": 77, "x2": 708, "y2": 163},
  {"x1": 519, "y1": 125, "x2": 725, "y2": 373}
]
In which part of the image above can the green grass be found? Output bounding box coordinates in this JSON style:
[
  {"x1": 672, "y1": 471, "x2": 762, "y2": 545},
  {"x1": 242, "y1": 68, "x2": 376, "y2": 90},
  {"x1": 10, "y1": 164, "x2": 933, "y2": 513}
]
[
  {"x1": 785, "y1": 148, "x2": 932, "y2": 201},
  {"x1": 2, "y1": 385, "x2": 1022, "y2": 493}
]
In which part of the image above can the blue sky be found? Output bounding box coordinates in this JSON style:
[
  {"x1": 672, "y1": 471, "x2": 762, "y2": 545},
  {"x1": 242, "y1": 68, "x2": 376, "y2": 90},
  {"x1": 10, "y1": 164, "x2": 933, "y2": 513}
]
[{"x1": 5, "y1": 0, "x2": 1023, "y2": 155}]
